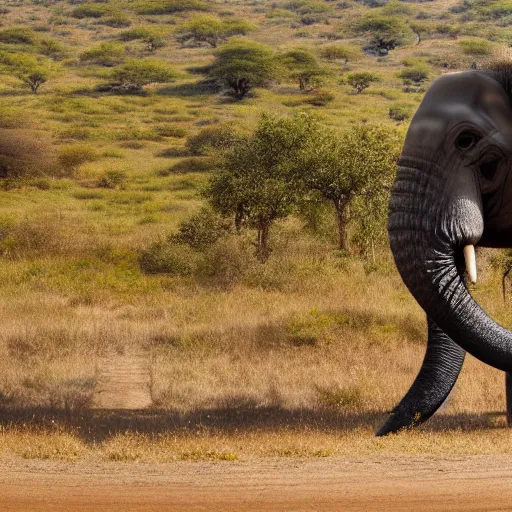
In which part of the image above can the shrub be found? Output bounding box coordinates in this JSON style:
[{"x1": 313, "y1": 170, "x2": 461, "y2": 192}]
[
  {"x1": 154, "y1": 125, "x2": 187, "y2": 138},
  {"x1": 186, "y1": 124, "x2": 240, "y2": 155},
  {"x1": 139, "y1": 241, "x2": 197, "y2": 275},
  {"x1": 0, "y1": 129, "x2": 57, "y2": 179},
  {"x1": 118, "y1": 27, "x2": 166, "y2": 52},
  {"x1": 100, "y1": 13, "x2": 131, "y2": 28},
  {"x1": 79, "y1": 42, "x2": 125, "y2": 67},
  {"x1": 320, "y1": 44, "x2": 361, "y2": 62},
  {"x1": 197, "y1": 236, "x2": 253, "y2": 290},
  {"x1": 96, "y1": 170, "x2": 127, "y2": 189},
  {"x1": 397, "y1": 65, "x2": 430, "y2": 86},
  {"x1": 71, "y1": 4, "x2": 109, "y2": 18},
  {"x1": 58, "y1": 145, "x2": 99, "y2": 171},
  {"x1": 171, "y1": 207, "x2": 231, "y2": 250},
  {"x1": 389, "y1": 103, "x2": 412, "y2": 122},
  {"x1": 458, "y1": 38, "x2": 494, "y2": 55},
  {"x1": 111, "y1": 59, "x2": 178, "y2": 91},
  {"x1": 305, "y1": 89, "x2": 335, "y2": 106},
  {"x1": 133, "y1": 0, "x2": 210, "y2": 15},
  {"x1": 0, "y1": 27, "x2": 37, "y2": 45},
  {"x1": 168, "y1": 157, "x2": 215, "y2": 174},
  {"x1": 37, "y1": 37, "x2": 67, "y2": 60},
  {"x1": 346, "y1": 72, "x2": 380, "y2": 93}
]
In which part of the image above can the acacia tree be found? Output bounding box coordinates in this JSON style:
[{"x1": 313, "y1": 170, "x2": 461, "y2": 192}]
[
  {"x1": 205, "y1": 113, "x2": 318, "y2": 260},
  {"x1": 346, "y1": 71, "x2": 380, "y2": 93},
  {"x1": 209, "y1": 38, "x2": 281, "y2": 99},
  {"x1": 297, "y1": 124, "x2": 401, "y2": 252},
  {"x1": 176, "y1": 15, "x2": 253, "y2": 48},
  {"x1": 282, "y1": 48, "x2": 329, "y2": 91},
  {"x1": 111, "y1": 59, "x2": 177, "y2": 91},
  {"x1": 0, "y1": 52, "x2": 53, "y2": 94}
]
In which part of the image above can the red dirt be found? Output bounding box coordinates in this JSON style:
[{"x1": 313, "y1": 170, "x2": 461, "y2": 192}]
[{"x1": 1, "y1": 455, "x2": 512, "y2": 511}]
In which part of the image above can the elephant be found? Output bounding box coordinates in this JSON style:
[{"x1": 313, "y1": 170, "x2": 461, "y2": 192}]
[{"x1": 377, "y1": 65, "x2": 512, "y2": 436}]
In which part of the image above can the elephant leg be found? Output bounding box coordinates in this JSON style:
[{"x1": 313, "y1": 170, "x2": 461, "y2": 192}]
[
  {"x1": 506, "y1": 373, "x2": 512, "y2": 426},
  {"x1": 376, "y1": 317, "x2": 465, "y2": 436}
]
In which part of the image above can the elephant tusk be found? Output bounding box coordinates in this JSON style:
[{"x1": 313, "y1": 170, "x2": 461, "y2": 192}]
[{"x1": 464, "y1": 245, "x2": 477, "y2": 284}]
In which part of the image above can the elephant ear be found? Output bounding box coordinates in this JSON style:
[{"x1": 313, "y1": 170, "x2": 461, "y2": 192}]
[{"x1": 482, "y1": 59, "x2": 512, "y2": 101}]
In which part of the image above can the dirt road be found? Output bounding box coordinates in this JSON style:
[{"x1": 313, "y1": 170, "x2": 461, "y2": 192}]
[{"x1": 1, "y1": 455, "x2": 512, "y2": 511}]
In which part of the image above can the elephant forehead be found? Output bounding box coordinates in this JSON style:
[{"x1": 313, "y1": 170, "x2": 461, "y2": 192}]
[{"x1": 405, "y1": 71, "x2": 512, "y2": 153}]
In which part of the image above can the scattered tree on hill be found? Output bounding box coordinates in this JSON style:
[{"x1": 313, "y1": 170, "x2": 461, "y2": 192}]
[
  {"x1": 205, "y1": 113, "x2": 318, "y2": 260},
  {"x1": 346, "y1": 71, "x2": 380, "y2": 93},
  {"x1": 111, "y1": 59, "x2": 178, "y2": 92},
  {"x1": 209, "y1": 39, "x2": 281, "y2": 100},
  {"x1": 296, "y1": 125, "x2": 401, "y2": 252},
  {"x1": 176, "y1": 15, "x2": 254, "y2": 48},
  {"x1": 354, "y1": 15, "x2": 414, "y2": 52},
  {"x1": 282, "y1": 48, "x2": 329, "y2": 91},
  {"x1": 0, "y1": 52, "x2": 54, "y2": 94},
  {"x1": 119, "y1": 27, "x2": 166, "y2": 52}
]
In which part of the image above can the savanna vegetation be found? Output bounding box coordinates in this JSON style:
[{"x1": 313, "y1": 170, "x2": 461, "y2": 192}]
[{"x1": 0, "y1": 0, "x2": 512, "y2": 461}]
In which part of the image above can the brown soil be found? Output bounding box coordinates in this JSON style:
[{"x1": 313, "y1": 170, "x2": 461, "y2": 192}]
[
  {"x1": 93, "y1": 350, "x2": 152, "y2": 410},
  {"x1": 1, "y1": 455, "x2": 512, "y2": 511}
]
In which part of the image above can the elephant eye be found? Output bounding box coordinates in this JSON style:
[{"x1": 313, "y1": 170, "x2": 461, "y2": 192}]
[{"x1": 456, "y1": 131, "x2": 480, "y2": 151}]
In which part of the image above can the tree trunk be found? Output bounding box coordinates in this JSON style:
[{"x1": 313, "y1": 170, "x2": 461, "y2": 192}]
[
  {"x1": 334, "y1": 197, "x2": 350, "y2": 252},
  {"x1": 256, "y1": 221, "x2": 271, "y2": 262}
]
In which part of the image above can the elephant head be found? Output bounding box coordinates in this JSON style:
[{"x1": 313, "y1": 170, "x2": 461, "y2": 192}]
[{"x1": 377, "y1": 68, "x2": 512, "y2": 436}]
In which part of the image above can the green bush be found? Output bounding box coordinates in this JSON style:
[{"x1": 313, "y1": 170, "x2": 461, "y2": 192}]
[
  {"x1": 320, "y1": 44, "x2": 361, "y2": 62},
  {"x1": 0, "y1": 27, "x2": 37, "y2": 45},
  {"x1": 458, "y1": 38, "x2": 494, "y2": 55},
  {"x1": 71, "y1": 4, "x2": 110, "y2": 18},
  {"x1": 133, "y1": 0, "x2": 210, "y2": 15},
  {"x1": 100, "y1": 13, "x2": 132, "y2": 28},
  {"x1": 58, "y1": 145, "x2": 99, "y2": 171},
  {"x1": 79, "y1": 42, "x2": 125, "y2": 66},
  {"x1": 397, "y1": 65, "x2": 430, "y2": 85},
  {"x1": 186, "y1": 124, "x2": 240, "y2": 155},
  {"x1": 168, "y1": 157, "x2": 215, "y2": 174},
  {"x1": 154, "y1": 125, "x2": 187, "y2": 138},
  {"x1": 305, "y1": 89, "x2": 335, "y2": 106},
  {"x1": 171, "y1": 207, "x2": 231, "y2": 250},
  {"x1": 389, "y1": 103, "x2": 411, "y2": 122},
  {"x1": 96, "y1": 170, "x2": 127, "y2": 189},
  {"x1": 139, "y1": 241, "x2": 197, "y2": 275},
  {"x1": 118, "y1": 27, "x2": 166, "y2": 51},
  {"x1": 197, "y1": 236, "x2": 253, "y2": 290}
]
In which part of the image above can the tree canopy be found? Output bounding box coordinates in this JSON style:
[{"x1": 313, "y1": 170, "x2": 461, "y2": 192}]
[
  {"x1": 176, "y1": 15, "x2": 254, "y2": 47},
  {"x1": 209, "y1": 39, "x2": 281, "y2": 99}
]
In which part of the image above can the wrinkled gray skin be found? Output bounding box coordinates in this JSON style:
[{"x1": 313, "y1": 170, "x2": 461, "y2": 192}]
[{"x1": 377, "y1": 70, "x2": 512, "y2": 436}]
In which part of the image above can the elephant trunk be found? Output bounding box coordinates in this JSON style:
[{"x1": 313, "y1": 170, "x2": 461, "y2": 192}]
[
  {"x1": 376, "y1": 318, "x2": 465, "y2": 436},
  {"x1": 389, "y1": 157, "x2": 512, "y2": 372}
]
